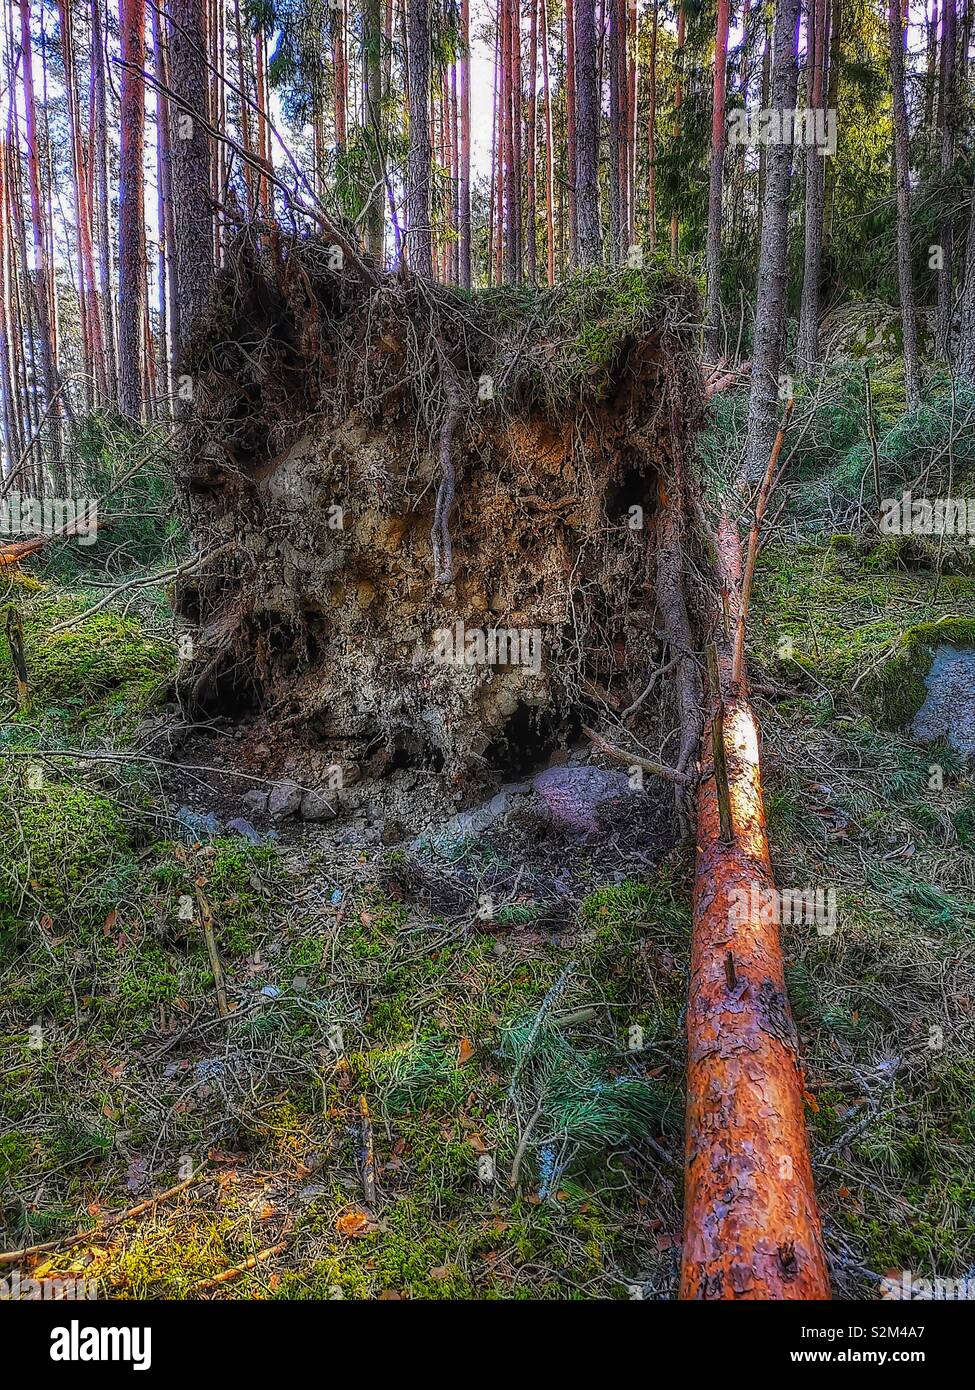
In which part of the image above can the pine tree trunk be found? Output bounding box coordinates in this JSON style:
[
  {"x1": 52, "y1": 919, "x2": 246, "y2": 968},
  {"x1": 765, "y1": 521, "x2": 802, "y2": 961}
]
[
  {"x1": 670, "y1": 5, "x2": 685, "y2": 260},
  {"x1": 89, "y1": 0, "x2": 117, "y2": 409},
  {"x1": 526, "y1": 0, "x2": 538, "y2": 284},
  {"x1": 118, "y1": 0, "x2": 147, "y2": 421},
  {"x1": 888, "y1": 0, "x2": 921, "y2": 409},
  {"x1": 958, "y1": 164, "x2": 975, "y2": 381},
  {"x1": 742, "y1": 0, "x2": 801, "y2": 483},
  {"x1": 566, "y1": 0, "x2": 578, "y2": 262},
  {"x1": 574, "y1": 0, "x2": 602, "y2": 265},
  {"x1": 459, "y1": 0, "x2": 472, "y2": 288},
  {"x1": 626, "y1": 0, "x2": 637, "y2": 247},
  {"x1": 647, "y1": 0, "x2": 658, "y2": 250},
  {"x1": 704, "y1": 0, "x2": 731, "y2": 358},
  {"x1": 540, "y1": 0, "x2": 556, "y2": 284},
  {"x1": 18, "y1": 0, "x2": 62, "y2": 470},
  {"x1": 608, "y1": 0, "x2": 623, "y2": 262},
  {"x1": 797, "y1": 0, "x2": 828, "y2": 371},
  {"x1": 364, "y1": 0, "x2": 385, "y2": 263},
  {"x1": 170, "y1": 0, "x2": 214, "y2": 368},
  {"x1": 151, "y1": 0, "x2": 173, "y2": 408},
  {"x1": 935, "y1": 0, "x2": 956, "y2": 360},
  {"x1": 405, "y1": 0, "x2": 433, "y2": 276},
  {"x1": 512, "y1": 0, "x2": 524, "y2": 282}
]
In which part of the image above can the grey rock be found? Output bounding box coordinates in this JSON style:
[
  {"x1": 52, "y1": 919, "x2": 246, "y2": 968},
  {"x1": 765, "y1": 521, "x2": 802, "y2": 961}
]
[
  {"x1": 532, "y1": 765, "x2": 633, "y2": 835},
  {"x1": 243, "y1": 788, "x2": 269, "y2": 814},
  {"x1": 300, "y1": 788, "x2": 339, "y2": 822},
  {"x1": 912, "y1": 645, "x2": 975, "y2": 759},
  {"x1": 226, "y1": 817, "x2": 268, "y2": 846},
  {"x1": 268, "y1": 780, "x2": 303, "y2": 820}
]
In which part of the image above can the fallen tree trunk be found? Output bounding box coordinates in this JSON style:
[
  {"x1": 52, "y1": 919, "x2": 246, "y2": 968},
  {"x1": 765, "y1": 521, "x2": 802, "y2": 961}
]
[
  {"x1": 0, "y1": 538, "x2": 46, "y2": 568},
  {"x1": 680, "y1": 514, "x2": 830, "y2": 1300},
  {"x1": 0, "y1": 516, "x2": 111, "y2": 569}
]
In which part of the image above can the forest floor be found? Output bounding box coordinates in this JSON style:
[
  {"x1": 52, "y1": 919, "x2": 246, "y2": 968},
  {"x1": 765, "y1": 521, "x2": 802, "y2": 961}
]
[{"x1": 2, "y1": 365, "x2": 974, "y2": 1300}]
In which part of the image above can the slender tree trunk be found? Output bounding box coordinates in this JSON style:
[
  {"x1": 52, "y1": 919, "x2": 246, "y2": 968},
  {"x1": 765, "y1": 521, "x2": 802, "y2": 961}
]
[
  {"x1": 512, "y1": 0, "x2": 523, "y2": 282},
  {"x1": 151, "y1": 0, "x2": 173, "y2": 408},
  {"x1": 705, "y1": 0, "x2": 731, "y2": 357},
  {"x1": 170, "y1": 0, "x2": 214, "y2": 368},
  {"x1": 824, "y1": 0, "x2": 842, "y2": 239},
  {"x1": 797, "y1": 0, "x2": 828, "y2": 371},
  {"x1": 742, "y1": 0, "x2": 801, "y2": 482},
  {"x1": 756, "y1": 9, "x2": 772, "y2": 245},
  {"x1": 118, "y1": 0, "x2": 147, "y2": 422},
  {"x1": 89, "y1": 0, "x2": 114, "y2": 410},
  {"x1": 540, "y1": 0, "x2": 556, "y2": 284},
  {"x1": 363, "y1": 0, "x2": 385, "y2": 262},
  {"x1": 647, "y1": 0, "x2": 658, "y2": 251},
  {"x1": 0, "y1": 141, "x2": 18, "y2": 473},
  {"x1": 888, "y1": 0, "x2": 921, "y2": 409},
  {"x1": 670, "y1": 4, "x2": 685, "y2": 260},
  {"x1": 255, "y1": 26, "x2": 270, "y2": 213},
  {"x1": 488, "y1": 6, "x2": 500, "y2": 285},
  {"x1": 626, "y1": 0, "x2": 637, "y2": 247},
  {"x1": 574, "y1": 0, "x2": 601, "y2": 265},
  {"x1": 526, "y1": 0, "x2": 538, "y2": 283},
  {"x1": 405, "y1": 0, "x2": 433, "y2": 276},
  {"x1": 566, "y1": 0, "x2": 578, "y2": 262},
  {"x1": 925, "y1": 0, "x2": 939, "y2": 144},
  {"x1": 959, "y1": 162, "x2": 975, "y2": 380},
  {"x1": 18, "y1": 0, "x2": 62, "y2": 469},
  {"x1": 935, "y1": 0, "x2": 957, "y2": 359},
  {"x1": 459, "y1": 0, "x2": 472, "y2": 288},
  {"x1": 608, "y1": 0, "x2": 626, "y2": 262}
]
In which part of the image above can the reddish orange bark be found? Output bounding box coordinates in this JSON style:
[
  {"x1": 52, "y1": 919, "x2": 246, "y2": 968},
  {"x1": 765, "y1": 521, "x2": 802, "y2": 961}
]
[
  {"x1": 680, "y1": 516, "x2": 830, "y2": 1301},
  {"x1": 0, "y1": 537, "x2": 46, "y2": 568}
]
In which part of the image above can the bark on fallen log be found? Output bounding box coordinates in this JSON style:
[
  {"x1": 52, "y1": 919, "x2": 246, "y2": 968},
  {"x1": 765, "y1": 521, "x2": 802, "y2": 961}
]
[
  {"x1": 0, "y1": 537, "x2": 47, "y2": 568},
  {"x1": 0, "y1": 516, "x2": 111, "y2": 569},
  {"x1": 680, "y1": 515, "x2": 829, "y2": 1300}
]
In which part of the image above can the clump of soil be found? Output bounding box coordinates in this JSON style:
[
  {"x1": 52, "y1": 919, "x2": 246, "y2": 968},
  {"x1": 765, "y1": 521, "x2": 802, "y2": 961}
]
[{"x1": 175, "y1": 227, "x2": 705, "y2": 783}]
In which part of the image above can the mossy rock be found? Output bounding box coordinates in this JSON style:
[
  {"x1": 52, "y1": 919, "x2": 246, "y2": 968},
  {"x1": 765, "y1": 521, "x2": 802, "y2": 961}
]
[{"x1": 861, "y1": 617, "x2": 975, "y2": 729}]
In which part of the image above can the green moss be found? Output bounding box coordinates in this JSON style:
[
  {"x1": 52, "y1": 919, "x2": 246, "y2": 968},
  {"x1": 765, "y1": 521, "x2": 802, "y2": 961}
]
[
  {"x1": 0, "y1": 1131, "x2": 33, "y2": 1182},
  {"x1": 751, "y1": 542, "x2": 975, "y2": 726},
  {"x1": 0, "y1": 599, "x2": 175, "y2": 731},
  {"x1": 862, "y1": 616, "x2": 975, "y2": 728},
  {"x1": 0, "y1": 778, "x2": 132, "y2": 930}
]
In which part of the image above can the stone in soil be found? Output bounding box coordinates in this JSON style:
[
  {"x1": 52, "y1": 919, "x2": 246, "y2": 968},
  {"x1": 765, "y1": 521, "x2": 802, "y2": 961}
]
[
  {"x1": 300, "y1": 789, "x2": 339, "y2": 822},
  {"x1": 531, "y1": 765, "x2": 634, "y2": 836},
  {"x1": 912, "y1": 645, "x2": 975, "y2": 759},
  {"x1": 268, "y1": 780, "x2": 304, "y2": 821}
]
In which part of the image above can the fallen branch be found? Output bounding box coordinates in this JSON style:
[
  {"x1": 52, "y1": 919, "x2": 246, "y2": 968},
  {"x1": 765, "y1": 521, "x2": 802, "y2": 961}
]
[
  {"x1": 189, "y1": 1240, "x2": 288, "y2": 1294},
  {"x1": 582, "y1": 725, "x2": 696, "y2": 786},
  {"x1": 0, "y1": 1172, "x2": 206, "y2": 1268},
  {"x1": 359, "y1": 1095, "x2": 377, "y2": 1208},
  {"x1": 49, "y1": 542, "x2": 235, "y2": 633},
  {"x1": 680, "y1": 514, "x2": 829, "y2": 1300},
  {"x1": 0, "y1": 513, "x2": 113, "y2": 569},
  {"x1": 731, "y1": 398, "x2": 793, "y2": 689}
]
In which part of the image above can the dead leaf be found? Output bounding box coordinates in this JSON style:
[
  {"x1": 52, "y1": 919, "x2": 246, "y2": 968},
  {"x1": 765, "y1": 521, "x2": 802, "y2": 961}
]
[{"x1": 336, "y1": 1207, "x2": 377, "y2": 1238}]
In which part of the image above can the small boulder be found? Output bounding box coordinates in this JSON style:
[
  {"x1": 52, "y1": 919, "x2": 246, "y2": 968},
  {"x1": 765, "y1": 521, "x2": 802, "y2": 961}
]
[
  {"x1": 532, "y1": 765, "x2": 633, "y2": 836},
  {"x1": 300, "y1": 788, "x2": 339, "y2": 822},
  {"x1": 242, "y1": 788, "x2": 269, "y2": 815},
  {"x1": 268, "y1": 780, "x2": 303, "y2": 821},
  {"x1": 912, "y1": 645, "x2": 975, "y2": 759}
]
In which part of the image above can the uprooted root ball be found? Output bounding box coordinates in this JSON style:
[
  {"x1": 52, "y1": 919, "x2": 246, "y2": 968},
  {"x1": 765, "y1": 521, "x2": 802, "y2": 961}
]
[{"x1": 176, "y1": 228, "x2": 704, "y2": 775}]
